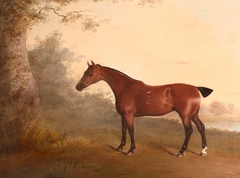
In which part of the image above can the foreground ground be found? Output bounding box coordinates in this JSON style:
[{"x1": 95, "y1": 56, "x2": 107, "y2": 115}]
[{"x1": 1, "y1": 117, "x2": 240, "y2": 177}]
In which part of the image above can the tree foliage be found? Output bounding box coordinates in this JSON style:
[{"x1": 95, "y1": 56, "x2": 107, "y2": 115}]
[
  {"x1": 0, "y1": 0, "x2": 99, "y2": 38},
  {"x1": 0, "y1": 0, "x2": 161, "y2": 38},
  {"x1": 28, "y1": 32, "x2": 118, "y2": 131},
  {"x1": 28, "y1": 31, "x2": 79, "y2": 106},
  {"x1": 209, "y1": 101, "x2": 228, "y2": 116},
  {"x1": 138, "y1": 0, "x2": 161, "y2": 6}
]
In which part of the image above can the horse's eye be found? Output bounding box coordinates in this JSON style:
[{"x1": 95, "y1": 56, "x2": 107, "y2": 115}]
[{"x1": 89, "y1": 73, "x2": 94, "y2": 77}]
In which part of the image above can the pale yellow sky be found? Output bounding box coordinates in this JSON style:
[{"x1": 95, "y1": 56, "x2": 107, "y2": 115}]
[{"x1": 27, "y1": 0, "x2": 240, "y2": 105}]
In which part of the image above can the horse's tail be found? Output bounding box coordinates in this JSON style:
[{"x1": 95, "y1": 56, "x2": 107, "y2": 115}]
[{"x1": 197, "y1": 87, "x2": 213, "y2": 98}]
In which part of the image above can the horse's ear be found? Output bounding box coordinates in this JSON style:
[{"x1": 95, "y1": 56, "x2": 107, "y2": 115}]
[
  {"x1": 87, "y1": 61, "x2": 90, "y2": 67},
  {"x1": 91, "y1": 60, "x2": 96, "y2": 66}
]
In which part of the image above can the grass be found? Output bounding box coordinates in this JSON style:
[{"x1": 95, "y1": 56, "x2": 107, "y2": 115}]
[
  {"x1": 21, "y1": 118, "x2": 67, "y2": 152},
  {"x1": 43, "y1": 160, "x2": 79, "y2": 177},
  {"x1": 1, "y1": 114, "x2": 240, "y2": 177},
  {"x1": 20, "y1": 114, "x2": 240, "y2": 156}
]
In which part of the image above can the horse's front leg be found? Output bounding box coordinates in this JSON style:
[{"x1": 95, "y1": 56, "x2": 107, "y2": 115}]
[
  {"x1": 117, "y1": 114, "x2": 135, "y2": 155},
  {"x1": 127, "y1": 125, "x2": 135, "y2": 155},
  {"x1": 116, "y1": 117, "x2": 127, "y2": 152},
  {"x1": 124, "y1": 114, "x2": 135, "y2": 155}
]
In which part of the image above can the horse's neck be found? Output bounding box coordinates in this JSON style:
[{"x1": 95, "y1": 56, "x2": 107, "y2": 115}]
[{"x1": 100, "y1": 66, "x2": 133, "y2": 97}]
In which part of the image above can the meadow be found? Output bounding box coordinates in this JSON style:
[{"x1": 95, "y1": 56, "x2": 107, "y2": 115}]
[{"x1": 1, "y1": 110, "x2": 240, "y2": 178}]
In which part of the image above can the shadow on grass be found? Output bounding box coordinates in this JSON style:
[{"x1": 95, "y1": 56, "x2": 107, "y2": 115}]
[
  {"x1": 106, "y1": 144, "x2": 130, "y2": 156},
  {"x1": 144, "y1": 139, "x2": 178, "y2": 157},
  {"x1": 188, "y1": 149, "x2": 201, "y2": 156},
  {"x1": 106, "y1": 143, "x2": 178, "y2": 157},
  {"x1": 145, "y1": 141, "x2": 202, "y2": 157},
  {"x1": 156, "y1": 145, "x2": 177, "y2": 157},
  {"x1": 106, "y1": 144, "x2": 117, "y2": 151}
]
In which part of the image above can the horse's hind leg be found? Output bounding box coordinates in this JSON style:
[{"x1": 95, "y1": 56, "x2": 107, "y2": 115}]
[
  {"x1": 177, "y1": 117, "x2": 193, "y2": 157},
  {"x1": 192, "y1": 109, "x2": 208, "y2": 156}
]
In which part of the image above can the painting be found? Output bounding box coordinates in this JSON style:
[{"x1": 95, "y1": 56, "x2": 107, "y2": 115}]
[{"x1": 0, "y1": 0, "x2": 240, "y2": 177}]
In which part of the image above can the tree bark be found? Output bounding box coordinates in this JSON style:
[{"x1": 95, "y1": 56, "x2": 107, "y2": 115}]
[{"x1": 0, "y1": 31, "x2": 41, "y2": 151}]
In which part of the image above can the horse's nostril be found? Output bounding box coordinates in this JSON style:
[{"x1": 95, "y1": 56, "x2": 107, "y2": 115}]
[
  {"x1": 76, "y1": 84, "x2": 84, "y2": 91},
  {"x1": 76, "y1": 85, "x2": 79, "y2": 90}
]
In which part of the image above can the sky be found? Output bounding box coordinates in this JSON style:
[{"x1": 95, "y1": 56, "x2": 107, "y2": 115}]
[{"x1": 27, "y1": 0, "x2": 240, "y2": 106}]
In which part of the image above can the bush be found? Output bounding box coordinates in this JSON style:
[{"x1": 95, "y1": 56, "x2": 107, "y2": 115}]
[{"x1": 21, "y1": 118, "x2": 67, "y2": 151}]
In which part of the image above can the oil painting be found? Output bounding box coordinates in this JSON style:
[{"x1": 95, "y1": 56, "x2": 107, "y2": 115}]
[{"x1": 0, "y1": 0, "x2": 240, "y2": 177}]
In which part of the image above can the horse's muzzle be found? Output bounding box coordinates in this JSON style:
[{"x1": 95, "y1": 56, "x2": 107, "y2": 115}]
[{"x1": 76, "y1": 84, "x2": 84, "y2": 91}]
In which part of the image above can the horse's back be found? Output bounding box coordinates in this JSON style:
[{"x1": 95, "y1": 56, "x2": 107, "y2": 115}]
[{"x1": 168, "y1": 83, "x2": 201, "y2": 99}]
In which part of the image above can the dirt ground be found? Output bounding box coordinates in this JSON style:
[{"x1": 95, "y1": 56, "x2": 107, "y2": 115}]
[
  {"x1": 1, "y1": 140, "x2": 240, "y2": 178},
  {"x1": 1, "y1": 118, "x2": 240, "y2": 178}
]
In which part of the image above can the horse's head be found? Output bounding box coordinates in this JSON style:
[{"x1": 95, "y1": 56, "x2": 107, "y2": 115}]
[{"x1": 76, "y1": 61, "x2": 102, "y2": 91}]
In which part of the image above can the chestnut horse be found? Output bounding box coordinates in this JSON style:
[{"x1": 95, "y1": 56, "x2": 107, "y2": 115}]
[{"x1": 76, "y1": 61, "x2": 213, "y2": 157}]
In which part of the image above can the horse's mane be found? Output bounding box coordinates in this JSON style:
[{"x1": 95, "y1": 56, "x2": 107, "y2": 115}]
[{"x1": 98, "y1": 64, "x2": 142, "y2": 83}]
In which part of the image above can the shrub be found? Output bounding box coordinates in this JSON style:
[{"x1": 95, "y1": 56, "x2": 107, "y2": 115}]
[{"x1": 21, "y1": 118, "x2": 67, "y2": 151}]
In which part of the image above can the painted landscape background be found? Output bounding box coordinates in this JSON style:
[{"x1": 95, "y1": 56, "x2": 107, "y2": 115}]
[
  {"x1": 1, "y1": 0, "x2": 240, "y2": 177},
  {"x1": 1, "y1": 27, "x2": 240, "y2": 178},
  {"x1": 27, "y1": 0, "x2": 240, "y2": 131}
]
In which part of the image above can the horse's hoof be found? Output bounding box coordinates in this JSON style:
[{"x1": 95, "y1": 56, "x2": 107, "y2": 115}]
[
  {"x1": 200, "y1": 147, "x2": 207, "y2": 156},
  {"x1": 177, "y1": 152, "x2": 185, "y2": 158},
  {"x1": 127, "y1": 151, "x2": 134, "y2": 156},
  {"x1": 116, "y1": 147, "x2": 123, "y2": 152},
  {"x1": 200, "y1": 152, "x2": 207, "y2": 156}
]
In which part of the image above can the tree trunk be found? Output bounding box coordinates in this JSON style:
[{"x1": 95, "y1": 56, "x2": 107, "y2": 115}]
[{"x1": 0, "y1": 31, "x2": 41, "y2": 151}]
